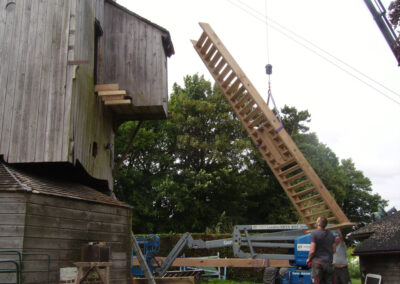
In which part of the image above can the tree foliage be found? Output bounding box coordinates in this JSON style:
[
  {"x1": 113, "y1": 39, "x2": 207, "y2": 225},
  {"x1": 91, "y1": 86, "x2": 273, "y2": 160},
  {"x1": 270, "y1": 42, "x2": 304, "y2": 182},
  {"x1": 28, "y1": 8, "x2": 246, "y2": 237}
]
[{"x1": 114, "y1": 74, "x2": 387, "y2": 233}]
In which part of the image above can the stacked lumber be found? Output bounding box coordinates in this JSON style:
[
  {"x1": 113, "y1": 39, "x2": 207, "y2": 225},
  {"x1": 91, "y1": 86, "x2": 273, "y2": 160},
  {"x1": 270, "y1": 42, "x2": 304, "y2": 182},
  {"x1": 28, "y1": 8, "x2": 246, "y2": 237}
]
[
  {"x1": 95, "y1": 84, "x2": 130, "y2": 105},
  {"x1": 95, "y1": 84, "x2": 135, "y2": 115}
]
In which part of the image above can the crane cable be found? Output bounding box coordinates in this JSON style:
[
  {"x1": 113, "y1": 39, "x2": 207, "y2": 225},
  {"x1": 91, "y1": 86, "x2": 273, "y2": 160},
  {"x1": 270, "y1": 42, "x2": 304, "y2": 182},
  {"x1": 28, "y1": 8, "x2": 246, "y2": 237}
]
[{"x1": 264, "y1": 0, "x2": 283, "y2": 130}]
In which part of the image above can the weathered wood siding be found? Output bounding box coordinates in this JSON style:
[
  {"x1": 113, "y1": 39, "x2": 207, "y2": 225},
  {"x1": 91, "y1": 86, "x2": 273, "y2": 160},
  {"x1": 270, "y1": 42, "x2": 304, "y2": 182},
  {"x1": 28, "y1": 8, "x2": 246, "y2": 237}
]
[
  {"x1": 0, "y1": 192, "x2": 132, "y2": 284},
  {"x1": 359, "y1": 254, "x2": 400, "y2": 284},
  {"x1": 0, "y1": 0, "x2": 70, "y2": 163},
  {"x1": 102, "y1": 2, "x2": 169, "y2": 120},
  {"x1": 0, "y1": 192, "x2": 26, "y2": 284},
  {"x1": 0, "y1": 0, "x2": 115, "y2": 186},
  {"x1": 68, "y1": 0, "x2": 115, "y2": 186}
]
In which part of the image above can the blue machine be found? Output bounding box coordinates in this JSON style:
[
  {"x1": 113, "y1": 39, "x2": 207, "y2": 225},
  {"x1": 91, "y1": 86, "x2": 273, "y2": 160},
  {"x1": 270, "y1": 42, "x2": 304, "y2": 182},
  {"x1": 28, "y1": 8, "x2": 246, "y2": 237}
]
[
  {"x1": 280, "y1": 232, "x2": 337, "y2": 284},
  {"x1": 131, "y1": 235, "x2": 160, "y2": 277},
  {"x1": 131, "y1": 226, "x2": 337, "y2": 283}
]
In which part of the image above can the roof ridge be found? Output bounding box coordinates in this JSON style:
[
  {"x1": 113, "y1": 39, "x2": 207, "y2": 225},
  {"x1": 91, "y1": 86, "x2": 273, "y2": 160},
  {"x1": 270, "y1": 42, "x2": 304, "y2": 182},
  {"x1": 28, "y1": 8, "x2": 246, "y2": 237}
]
[{"x1": 1, "y1": 162, "x2": 32, "y2": 192}]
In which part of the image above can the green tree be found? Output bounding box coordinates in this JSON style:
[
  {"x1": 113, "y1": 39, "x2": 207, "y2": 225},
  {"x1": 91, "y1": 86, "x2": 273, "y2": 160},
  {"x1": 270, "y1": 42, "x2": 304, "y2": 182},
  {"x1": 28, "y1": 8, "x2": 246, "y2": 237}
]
[{"x1": 114, "y1": 75, "x2": 387, "y2": 233}]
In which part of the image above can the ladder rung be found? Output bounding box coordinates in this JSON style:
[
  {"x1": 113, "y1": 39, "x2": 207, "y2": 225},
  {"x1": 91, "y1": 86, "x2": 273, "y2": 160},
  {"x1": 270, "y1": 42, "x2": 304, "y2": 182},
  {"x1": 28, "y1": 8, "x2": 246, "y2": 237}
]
[
  {"x1": 274, "y1": 159, "x2": 297, "y2": 171},
  {"x1": 231, "y1": 86, "x2": 246, "y2": 101},
  {"x1": 226, "y1": 80, "x2": 241, "y2": 94},
  {"x1": 222, "y1": 72, "x2": 237, "y2": 88},
  {"x1": 291, "y1": 186, "x2": 315, "y2": 198},
  {"x1": 205, "y1": 45, "x2": 217, "y2": 61},
  {"x1": 248, "y1": 115, "x2": 266, "y2": 128},
  {"x1": 283, "y1": 171, "x2": 306, "y2": 184},
  {"x1": 240, "y1": 103, "x2": 257, "y2": 118},
  {"x1": 235, "y1": 93, "x2": 251, "y2": 109},
  {"x1": 200, "y1": 38, "x2": 212, "y2": 54},
  {"x1": 196, "y1": 32, "x2": 207, "y2": 48},
  {"x1": 296, "y1": 194, "x2": 320, "y2": 204},
  {"x1": 217, "y1": 66, "x2": 232, "y2": 82},
  {"x1": 209, "y1": 51, "x2": 222, "y2": 68},
  {"x1": 213, "y1": 58, "x2": 226, "y2": 75},
  {"x1": 304, "y1": 209, "x2": 332, "y2": 219},
  {"x1": 301, "y1": 201, "x2": 326, "y2": 212},
  {"x1": 242, "y1": 106, "x2": 260, "y2": 121},
  {"x1": 287, "y1": 180, "x2": 312, "y2": 191},
  {"x1": 279, "y1": 164, "x2": 301, "y2": 177}
]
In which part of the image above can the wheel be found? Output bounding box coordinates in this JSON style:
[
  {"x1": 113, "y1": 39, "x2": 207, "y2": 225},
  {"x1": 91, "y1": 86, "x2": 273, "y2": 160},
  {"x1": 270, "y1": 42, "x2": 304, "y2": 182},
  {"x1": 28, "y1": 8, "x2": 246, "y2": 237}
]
[{"x1": 263, "y1": 267, "x2": 278, "y2": 284}]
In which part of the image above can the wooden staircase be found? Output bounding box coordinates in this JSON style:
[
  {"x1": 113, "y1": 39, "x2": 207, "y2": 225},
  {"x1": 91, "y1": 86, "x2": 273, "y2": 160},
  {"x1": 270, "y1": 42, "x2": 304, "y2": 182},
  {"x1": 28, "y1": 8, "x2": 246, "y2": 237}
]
[
  {"x1": 192, "y1": 23, "x2": 353, "y2": 230},
  {"x1": 94, "y1": 84, "x2": 134, "y2": 115}
]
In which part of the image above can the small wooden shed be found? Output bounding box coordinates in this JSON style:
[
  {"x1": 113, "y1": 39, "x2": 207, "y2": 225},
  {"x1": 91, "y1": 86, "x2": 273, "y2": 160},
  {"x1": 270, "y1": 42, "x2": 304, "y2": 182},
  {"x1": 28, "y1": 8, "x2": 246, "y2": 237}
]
[
  {"x1": 0, "y1": 162, "x2": 132, "y2": 284},
  {"x1": 351, "y1": 211, "x2": 400, "y2": 284}
]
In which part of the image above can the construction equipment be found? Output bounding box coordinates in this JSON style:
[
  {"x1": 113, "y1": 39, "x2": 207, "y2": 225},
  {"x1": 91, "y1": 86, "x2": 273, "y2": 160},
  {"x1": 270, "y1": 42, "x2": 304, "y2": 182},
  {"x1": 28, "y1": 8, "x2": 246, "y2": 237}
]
[
  {"x1": 131, "y1": 235, "x2": 160, "y2": 278},
  {"x1": 142, "y1": 225, "x2": 337, "y2": 283},
  {"x1": 191, "y1": 22, "x2": 354, "y2": 230},
  {"x1": 363, "y1": 0, "x2": 400, "y2": 65}
]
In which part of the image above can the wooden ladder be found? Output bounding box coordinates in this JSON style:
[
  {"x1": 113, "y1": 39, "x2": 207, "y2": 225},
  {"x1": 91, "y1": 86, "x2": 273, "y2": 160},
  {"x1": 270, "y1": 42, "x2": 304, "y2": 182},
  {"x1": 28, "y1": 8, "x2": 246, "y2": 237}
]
[{"x1": 192, "y1": 23, "x2": 353, "y2": 229}]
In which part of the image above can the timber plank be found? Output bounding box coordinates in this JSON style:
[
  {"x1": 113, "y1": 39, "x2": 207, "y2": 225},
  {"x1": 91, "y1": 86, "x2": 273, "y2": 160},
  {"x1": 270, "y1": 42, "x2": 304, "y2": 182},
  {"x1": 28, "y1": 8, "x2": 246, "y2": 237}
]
[
  {"x1": 1, "y1": 0, "x2": 23, "y2": 161},
  {"x1": 104, "y1": 99, "x2": 131, "y2": 106},
  {"x1": 98, "y1": 90, "x2": 127, "y2": 96},
  {"x1": 8, "y1": 0, "x2": 30, "y2": 162},
  {"x1": 53, "y1": 0, "x2": 70, "y2": 162},
  {"x1": 133, "y1": 257, "x2": 291, "y2": 268},
  {"x1": 95, "y1": 84, "x2": 119, "y2": 92}
]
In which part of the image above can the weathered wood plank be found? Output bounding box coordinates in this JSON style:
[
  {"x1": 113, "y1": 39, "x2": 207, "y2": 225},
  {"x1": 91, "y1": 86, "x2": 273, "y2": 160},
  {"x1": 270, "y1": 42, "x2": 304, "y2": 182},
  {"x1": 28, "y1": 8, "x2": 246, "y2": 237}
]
[
  {"x1": 0, "y1": 0, "x2": 23, "y2": 161},
  {"x1": 27, "y1": 194, "x2": 130, "y2": 216},
  {"x1": 0, "y1": 214, "x2": 26, "y2": 225},
  {"x1": 95, "y1": 84, "x2": 119, "y2": 92},
  {"x1": 52, "y1": 0, "x2": 70, "y2": 162},
  {"x1": 7, "y1": 0, "x2": 31, "y2": 162},
  {"x1": 98, "y1": 90, "x2": 126, "y2": 96},
  {"x1": 104, "y1": 99, "x2": 131, "y2": 106},
  {"x1": 24, "y1": 225, "x2": 129, "y2": 241},
  {"x1": 0, "y1": 203, "x2": 26, "y2": 214},
  {"x1": 0, "y1": 225, "x2": 25, "y2": 237},
  {"x1": 26, "y1": 204, "x2": 130, "y2": 225}
]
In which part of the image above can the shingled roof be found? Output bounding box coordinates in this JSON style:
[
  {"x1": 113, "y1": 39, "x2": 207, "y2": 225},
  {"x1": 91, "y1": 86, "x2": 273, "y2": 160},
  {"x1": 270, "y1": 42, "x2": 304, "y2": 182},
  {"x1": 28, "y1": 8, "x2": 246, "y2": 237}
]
[
  {"x1": 0, "y1": 162, "x2": 129, "y2": 208},
  {"x1": 351, "y1": 211, "x2": 400, "y2": 255}
]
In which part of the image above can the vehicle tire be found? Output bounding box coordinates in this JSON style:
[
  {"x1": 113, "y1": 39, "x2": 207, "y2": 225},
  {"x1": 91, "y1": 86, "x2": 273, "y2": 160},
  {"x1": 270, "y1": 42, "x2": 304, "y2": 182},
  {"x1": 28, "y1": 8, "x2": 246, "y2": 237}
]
[{"x1": 263, "y1": 267, "x2": 278, "y2": 284}]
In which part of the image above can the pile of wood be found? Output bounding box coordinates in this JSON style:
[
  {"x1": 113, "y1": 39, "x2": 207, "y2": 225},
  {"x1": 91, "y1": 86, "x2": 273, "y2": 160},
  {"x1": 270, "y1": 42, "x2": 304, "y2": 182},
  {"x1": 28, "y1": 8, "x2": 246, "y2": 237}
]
[{"x1": 95, "y1": 84, "x2": 130, "y2": 105}]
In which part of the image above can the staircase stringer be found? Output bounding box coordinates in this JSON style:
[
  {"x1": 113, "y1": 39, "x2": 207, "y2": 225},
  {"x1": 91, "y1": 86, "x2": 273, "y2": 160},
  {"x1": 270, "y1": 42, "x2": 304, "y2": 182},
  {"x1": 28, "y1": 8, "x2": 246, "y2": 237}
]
[{"x1": 192, "y1": 23, "x2": 353, "y2": 229}]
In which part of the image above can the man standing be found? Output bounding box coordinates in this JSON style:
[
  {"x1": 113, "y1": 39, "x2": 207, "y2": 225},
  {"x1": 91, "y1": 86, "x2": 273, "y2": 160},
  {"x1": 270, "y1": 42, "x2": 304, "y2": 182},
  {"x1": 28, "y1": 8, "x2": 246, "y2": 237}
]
[
  {"x1": 306, "y1": 216, "x2": 336, "y2": 284},
  {"x1": 333, "y1": 230, "x2": 352, "y2": 284}
]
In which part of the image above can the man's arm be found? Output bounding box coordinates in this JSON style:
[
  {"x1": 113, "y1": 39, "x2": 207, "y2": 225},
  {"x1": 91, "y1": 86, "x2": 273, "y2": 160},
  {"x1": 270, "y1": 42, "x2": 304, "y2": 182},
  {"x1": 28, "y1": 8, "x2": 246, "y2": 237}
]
[{"x1": 307, "y1": 241, "x2": 316, "y2": 264}]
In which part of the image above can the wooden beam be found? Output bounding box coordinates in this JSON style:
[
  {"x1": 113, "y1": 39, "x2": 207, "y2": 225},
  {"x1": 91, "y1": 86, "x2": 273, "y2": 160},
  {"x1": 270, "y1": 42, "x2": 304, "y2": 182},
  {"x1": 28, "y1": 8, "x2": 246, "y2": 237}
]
[
  {"x1": 98, "y1": 90, "x2": 127, "y2": 96},
  {"x1": 99, "y1": 95, "x2": 125, "y2": 101},
  {"x1": 94, "y1": 84, "x2": 119, "y2": 92},
  {"x1": 133, "y1": 257, "x2": 292, "y2": 268},
  {"x1": 104, "y1": 99, "x2": 131, "y2": 106}
]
